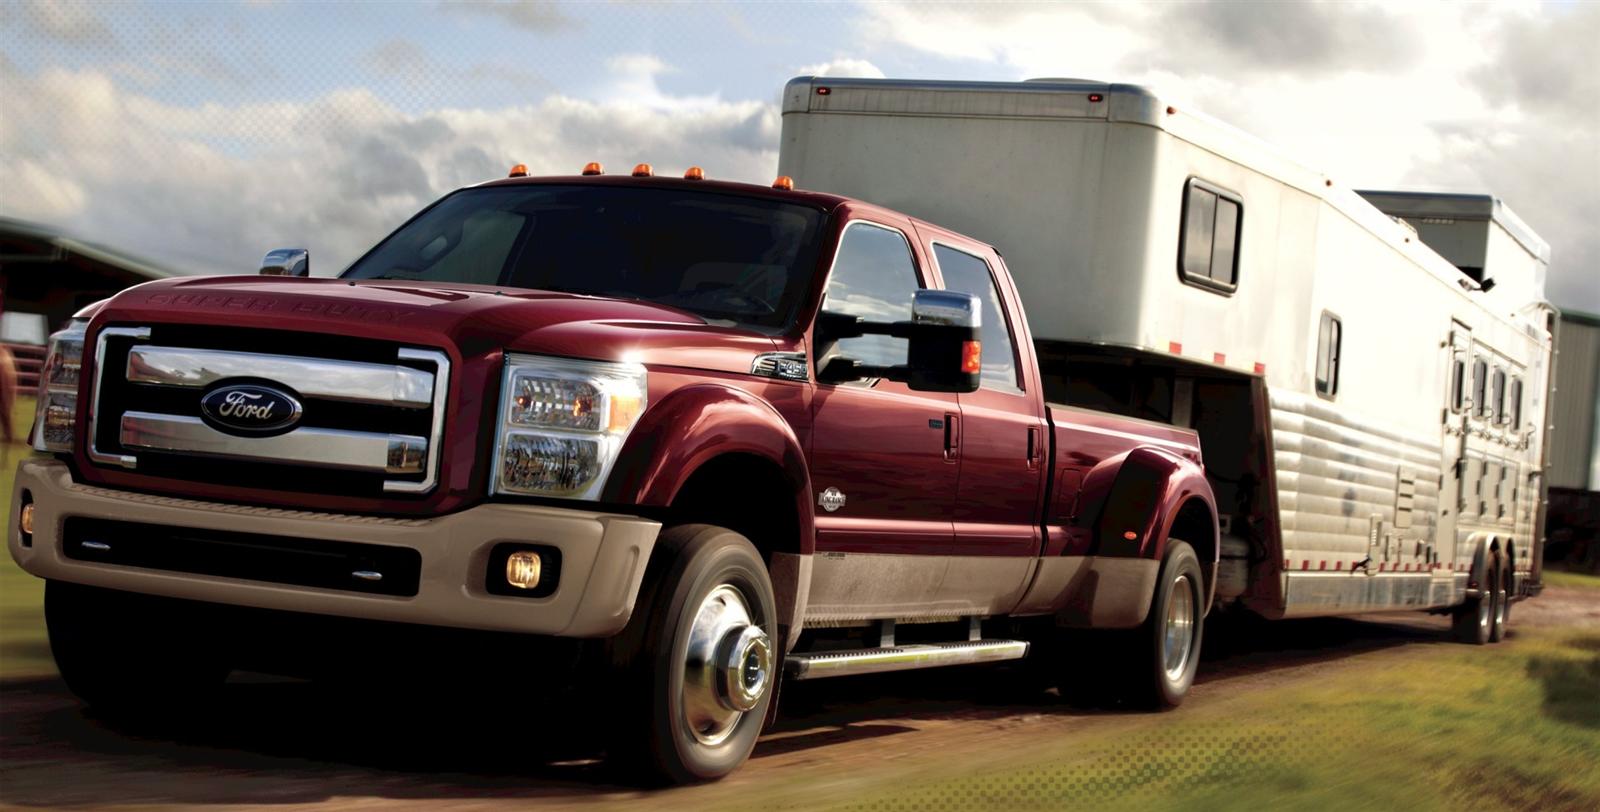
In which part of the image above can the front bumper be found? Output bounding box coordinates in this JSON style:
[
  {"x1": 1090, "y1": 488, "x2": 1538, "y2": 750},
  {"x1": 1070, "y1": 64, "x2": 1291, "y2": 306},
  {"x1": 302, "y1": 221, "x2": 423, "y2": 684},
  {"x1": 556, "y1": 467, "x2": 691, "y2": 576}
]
[{"x1": 9, "y1": 458, "x2": 660, "y2": 637}]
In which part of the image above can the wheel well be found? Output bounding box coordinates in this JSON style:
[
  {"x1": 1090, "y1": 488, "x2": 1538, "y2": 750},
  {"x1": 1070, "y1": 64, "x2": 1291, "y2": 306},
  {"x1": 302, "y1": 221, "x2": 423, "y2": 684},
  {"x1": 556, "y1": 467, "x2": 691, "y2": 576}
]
[
  {"x1": 667, "y1": 453, "x2": 802, "y2": 560},
  {"x1": 1169, "y1": 498, "x2": 1218, "y2": 597}
]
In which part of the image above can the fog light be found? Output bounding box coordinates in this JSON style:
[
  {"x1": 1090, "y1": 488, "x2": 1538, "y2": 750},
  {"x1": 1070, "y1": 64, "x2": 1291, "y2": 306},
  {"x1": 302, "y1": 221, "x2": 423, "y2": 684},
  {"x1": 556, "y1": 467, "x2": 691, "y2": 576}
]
[
  {"x1": 505, "y1": 551, "x2": 543, "y2": 590},
  {"x1": 19, "y1": 503, "x2": 34, "y2": 536}
]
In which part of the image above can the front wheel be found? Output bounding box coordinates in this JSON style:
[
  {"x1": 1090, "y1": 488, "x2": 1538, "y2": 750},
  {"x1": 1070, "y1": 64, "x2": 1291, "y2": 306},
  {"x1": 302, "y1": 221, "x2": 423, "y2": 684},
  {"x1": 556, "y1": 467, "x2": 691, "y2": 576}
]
[{"x1": 605, "y1": 525, "x2": 778, "y2": 784}]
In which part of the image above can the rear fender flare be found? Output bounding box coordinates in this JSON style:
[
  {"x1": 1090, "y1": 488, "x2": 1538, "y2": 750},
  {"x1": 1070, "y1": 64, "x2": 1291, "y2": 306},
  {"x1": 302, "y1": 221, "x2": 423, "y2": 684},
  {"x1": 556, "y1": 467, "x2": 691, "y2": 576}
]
[{"x1": 1089, "y1": 446, "x2": 1219, "y2": 608}]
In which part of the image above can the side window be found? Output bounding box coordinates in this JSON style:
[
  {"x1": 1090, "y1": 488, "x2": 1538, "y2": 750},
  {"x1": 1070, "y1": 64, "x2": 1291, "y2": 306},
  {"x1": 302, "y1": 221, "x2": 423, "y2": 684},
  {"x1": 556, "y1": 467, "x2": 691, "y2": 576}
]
[
  {"x1": 1315, "y1": 312, "x2": 1341, "y2": 397},
  {"x1": 933, "y1": 244, "x2": 1021, "y2": 392},
  {"x1": 1510, "y1": 377, "x2": 1524, "y2": 430},
  {"x1": 1471, "y1": 357, "x2": 1489, "y2": 419},
  {"x1": 1491, "y1": 367, "x2": 1507, "y2": 424},
  {"x1": 822, "y1": 222, "x2": 922, "y2": 370},
  {"x1": 1180, "y1": 179, "x2": 1242, "y2": 292}
]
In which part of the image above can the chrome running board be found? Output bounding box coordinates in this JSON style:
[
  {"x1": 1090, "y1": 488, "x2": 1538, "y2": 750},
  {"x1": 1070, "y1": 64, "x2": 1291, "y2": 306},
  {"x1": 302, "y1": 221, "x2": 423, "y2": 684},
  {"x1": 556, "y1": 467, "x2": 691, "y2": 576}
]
[{"x1": 785, "y1": 639, "x2": 1029, "y2": 680}]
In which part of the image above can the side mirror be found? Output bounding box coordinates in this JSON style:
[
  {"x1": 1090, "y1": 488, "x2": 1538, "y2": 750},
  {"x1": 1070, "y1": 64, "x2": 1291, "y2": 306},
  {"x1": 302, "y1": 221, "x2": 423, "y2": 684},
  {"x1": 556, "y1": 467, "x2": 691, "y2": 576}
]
[
  {"x1": 906, "y1": 290, "x2": 981, "y2": 392},
  {"x1": 816, "y1": 289, "x2": 981, "y2": 393},
  {"x1": 260, "y1": 248, "x2": 309, "y2": 277}
]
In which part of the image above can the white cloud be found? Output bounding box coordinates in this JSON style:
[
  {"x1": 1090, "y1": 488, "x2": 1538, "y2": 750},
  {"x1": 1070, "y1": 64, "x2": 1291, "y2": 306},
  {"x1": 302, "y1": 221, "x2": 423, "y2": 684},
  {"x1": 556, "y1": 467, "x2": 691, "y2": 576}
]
[
  {"x1": 851, "y1": 0, "x2": 1599, "y2": 311},
  {"x1": 438, "y1": 0, "x2": 576, "y2": 32},
  {"x1": 797, "y1": 58, "x2": 886, "y2": 79},
  {"x1": 0, "y1": 61, "x2": 780, "y2": 277},
  {"x1": 0, "y1": 0, "x2": 114, "y2": 45}
]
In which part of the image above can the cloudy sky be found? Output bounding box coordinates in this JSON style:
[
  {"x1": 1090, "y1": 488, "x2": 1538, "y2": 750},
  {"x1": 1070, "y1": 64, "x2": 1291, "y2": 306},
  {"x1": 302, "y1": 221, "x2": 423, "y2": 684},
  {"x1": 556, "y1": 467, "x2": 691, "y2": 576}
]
[{"x1": 2, "y1": 0, "x2": 1596, "y2": 310}]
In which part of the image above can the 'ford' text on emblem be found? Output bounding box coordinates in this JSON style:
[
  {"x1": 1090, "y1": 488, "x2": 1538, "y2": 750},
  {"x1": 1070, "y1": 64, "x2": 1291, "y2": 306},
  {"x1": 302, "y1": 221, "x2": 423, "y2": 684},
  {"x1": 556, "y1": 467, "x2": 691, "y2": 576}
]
[{"x1": 200, "y1": 383, "x2": 303, "y2": 435}]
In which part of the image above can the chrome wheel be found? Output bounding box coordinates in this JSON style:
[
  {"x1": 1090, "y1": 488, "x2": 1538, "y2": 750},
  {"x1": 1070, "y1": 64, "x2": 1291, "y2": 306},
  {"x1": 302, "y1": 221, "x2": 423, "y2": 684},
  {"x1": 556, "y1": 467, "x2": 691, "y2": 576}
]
[
  {"x1": 1163, "y1": 573, "x2": 1196, "y2": 683},
  {"x1": 1479, "y1": 592, "x2": 1492, "y2": 632},
  {"x1": 680, "y1": 584, "x2": 770, "y2": 747}
]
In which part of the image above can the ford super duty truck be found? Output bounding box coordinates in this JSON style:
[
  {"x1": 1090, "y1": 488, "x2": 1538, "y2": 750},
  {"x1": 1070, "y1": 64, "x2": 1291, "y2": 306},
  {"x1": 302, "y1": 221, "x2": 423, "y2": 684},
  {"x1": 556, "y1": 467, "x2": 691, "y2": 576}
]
[{"x1": 10, "y1": 164, "x2": 1217, "y2": 783}]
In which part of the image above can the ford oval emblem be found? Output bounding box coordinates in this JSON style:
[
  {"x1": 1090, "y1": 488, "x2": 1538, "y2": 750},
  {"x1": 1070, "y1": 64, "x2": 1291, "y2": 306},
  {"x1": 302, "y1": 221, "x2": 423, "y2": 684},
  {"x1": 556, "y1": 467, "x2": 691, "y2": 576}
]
[{"x1": 200, "y1": 383, "x2": 303, "y2": 435}]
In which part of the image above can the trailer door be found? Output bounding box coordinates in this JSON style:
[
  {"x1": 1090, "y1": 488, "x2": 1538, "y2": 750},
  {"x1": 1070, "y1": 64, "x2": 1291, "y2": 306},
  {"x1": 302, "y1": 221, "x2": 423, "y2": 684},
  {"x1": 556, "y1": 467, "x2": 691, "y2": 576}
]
[{"x1": 1439, "y1": 323, "x2": 1473, "y2": 568}]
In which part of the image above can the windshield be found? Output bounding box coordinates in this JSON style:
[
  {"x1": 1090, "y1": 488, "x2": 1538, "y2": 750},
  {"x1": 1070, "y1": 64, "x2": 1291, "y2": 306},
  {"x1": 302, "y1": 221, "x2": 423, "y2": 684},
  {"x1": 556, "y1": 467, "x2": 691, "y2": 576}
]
[{"x1": 342, "y1": 184, "x2": 826, "y2": 331}]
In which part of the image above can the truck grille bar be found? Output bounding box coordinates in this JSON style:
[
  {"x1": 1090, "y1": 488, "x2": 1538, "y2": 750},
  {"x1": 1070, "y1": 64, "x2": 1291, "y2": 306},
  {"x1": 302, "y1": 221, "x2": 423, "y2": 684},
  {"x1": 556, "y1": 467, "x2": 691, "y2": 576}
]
[
  {"x1": 120, "y1": 412, "x2": 428, "y2": 475},
  {"x1": 125, "y1": 346, "x2": 435, "y2": 408},
  {"x1": 88, "y1": 326, "x2": 450, "y2": 497}
]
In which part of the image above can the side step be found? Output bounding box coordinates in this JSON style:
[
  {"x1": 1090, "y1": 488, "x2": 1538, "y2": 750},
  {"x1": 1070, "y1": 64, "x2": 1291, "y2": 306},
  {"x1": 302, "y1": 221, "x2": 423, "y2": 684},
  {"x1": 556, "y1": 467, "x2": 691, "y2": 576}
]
[{"x1": 785, "y1": 639, "x2": 1029, "y2": 681}]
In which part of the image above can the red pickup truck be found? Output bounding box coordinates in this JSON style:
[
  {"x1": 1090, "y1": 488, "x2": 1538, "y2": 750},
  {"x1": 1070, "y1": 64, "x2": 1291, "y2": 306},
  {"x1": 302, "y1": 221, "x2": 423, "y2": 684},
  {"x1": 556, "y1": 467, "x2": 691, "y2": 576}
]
[{"x1": 10, "y1": 166, "x2": 1217, "y2": 783}]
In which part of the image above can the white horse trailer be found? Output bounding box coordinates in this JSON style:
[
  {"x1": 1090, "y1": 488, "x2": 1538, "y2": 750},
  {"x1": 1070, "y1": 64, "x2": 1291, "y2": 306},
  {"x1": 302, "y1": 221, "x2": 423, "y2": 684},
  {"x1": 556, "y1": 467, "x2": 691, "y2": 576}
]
[{"x1": 777, "y1": 77, "x2": 1555, "y2": 631}]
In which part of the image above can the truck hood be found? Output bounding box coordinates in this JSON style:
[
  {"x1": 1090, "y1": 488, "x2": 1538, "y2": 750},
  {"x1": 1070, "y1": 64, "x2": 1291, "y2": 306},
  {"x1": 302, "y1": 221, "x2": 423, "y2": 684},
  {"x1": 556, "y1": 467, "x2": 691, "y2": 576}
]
[{"x1": 93, "y1": 275, "x2": 782, "y2": 374}]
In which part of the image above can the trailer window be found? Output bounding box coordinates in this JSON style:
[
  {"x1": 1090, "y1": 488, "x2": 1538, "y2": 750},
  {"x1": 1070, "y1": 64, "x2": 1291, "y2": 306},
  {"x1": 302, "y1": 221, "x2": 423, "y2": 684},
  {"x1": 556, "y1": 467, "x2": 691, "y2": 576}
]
[
  {"x1": 822, "y1": 221, "x2": 923, "y2": 370},
  {"x1": 1315, "y1": 312, "x2": 1341, "y2": 398},
  {"x1": 1510, "y1": 377, "x2": 1524, "y2": 430},
  {"x1": 1491, "y1": 367, "x2": 1507, "y2": 424},
  {"x1": 1179, "y1": 179, "x2": 1242, "y2": 292},
  {"x1": 932, "y1": 244, "x2": 1021, "y2": 392},
  {"x1": 1472, "y1": 357, "x2": 1489, "y2": 418},
  {"x1": 1450, "y1": 356, "x2": 1467, "y2": 413}
]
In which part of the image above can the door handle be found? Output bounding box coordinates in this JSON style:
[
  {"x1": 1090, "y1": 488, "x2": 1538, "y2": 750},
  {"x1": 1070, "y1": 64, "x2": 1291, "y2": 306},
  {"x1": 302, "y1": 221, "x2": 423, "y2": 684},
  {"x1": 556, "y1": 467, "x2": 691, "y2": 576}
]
[
  {"x1": 944, "y1": 412, "x2": 960, "y2": 461},
  {"x1": 1027, "y1": 426, "x2": 1042, "y2": 470}
]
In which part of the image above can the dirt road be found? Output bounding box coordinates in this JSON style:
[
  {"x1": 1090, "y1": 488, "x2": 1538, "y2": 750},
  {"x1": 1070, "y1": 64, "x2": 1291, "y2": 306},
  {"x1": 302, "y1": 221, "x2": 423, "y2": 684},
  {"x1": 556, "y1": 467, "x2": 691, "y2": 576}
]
[{"x1": 3, "y1": 587, "x2": 1596, "y2": 811}]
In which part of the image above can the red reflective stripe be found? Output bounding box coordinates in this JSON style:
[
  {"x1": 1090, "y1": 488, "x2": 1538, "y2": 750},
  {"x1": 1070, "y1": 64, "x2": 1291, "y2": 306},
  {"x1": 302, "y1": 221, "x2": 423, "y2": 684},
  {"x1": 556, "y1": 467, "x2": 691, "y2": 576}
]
[
  {"x1": 1168, "y1": 341, "x2": 1183, "y2": 354},
  {"x1": 1213, "y1": 352, "x2": 1226, "y2": 365},
  {"x1": 1254, "y1": 362, "x2": 1266, "y2": 374}
]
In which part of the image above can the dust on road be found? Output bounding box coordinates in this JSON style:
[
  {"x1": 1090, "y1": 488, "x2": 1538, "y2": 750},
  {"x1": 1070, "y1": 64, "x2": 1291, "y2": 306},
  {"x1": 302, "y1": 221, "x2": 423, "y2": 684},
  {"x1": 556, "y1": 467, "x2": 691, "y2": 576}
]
[{"x1": 2, "y1": 586, "x2": 1595, "y2": 811}]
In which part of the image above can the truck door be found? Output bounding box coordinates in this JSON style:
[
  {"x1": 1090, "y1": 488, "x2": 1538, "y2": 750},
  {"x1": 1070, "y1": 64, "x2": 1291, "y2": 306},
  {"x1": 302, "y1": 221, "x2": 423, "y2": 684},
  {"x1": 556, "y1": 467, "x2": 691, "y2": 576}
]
[
  {"x1": 806, "y1": 219, "x2": 961, "y2": 618},
  {"x1": 928, "y1": 240, "x2": 1048, "y2": 554},
  {"x1": 1438, "y1": 323, "x2": 1472, "y2": 570}
]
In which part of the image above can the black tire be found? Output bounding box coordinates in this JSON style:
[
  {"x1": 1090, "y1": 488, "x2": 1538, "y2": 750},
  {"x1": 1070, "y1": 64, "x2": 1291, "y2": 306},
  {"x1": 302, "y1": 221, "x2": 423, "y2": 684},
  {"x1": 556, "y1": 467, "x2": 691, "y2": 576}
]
[
  {"x1": 1489, "y1": 557, "x2": 1508, "y2": 643},
  {"x1": 1451, "y1": 561, "x2": 1493, "y2": 646},
  {"x1": 46, "y1": 581, "x2": 230, "y2": 718},
  {"x1": 1132, "y1": 540, "x2": 1206, "y2": 709},
  {"x1": 1067, "y1": 541, "x2": 1206, "y2": 710},
  {"x1": 605, "y1": 525, "x2": 778, "y2": 784}
]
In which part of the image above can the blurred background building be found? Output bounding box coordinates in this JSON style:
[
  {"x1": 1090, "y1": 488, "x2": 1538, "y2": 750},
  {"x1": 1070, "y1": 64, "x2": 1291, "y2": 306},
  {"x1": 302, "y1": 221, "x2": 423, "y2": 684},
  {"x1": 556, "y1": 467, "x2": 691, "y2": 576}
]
[
  {"x1": 0, "y1": 217, "x2": 174, "y2": 389},
  {"x1": 1548, "y1": 309, "x2": 1600, "y2": 570}
]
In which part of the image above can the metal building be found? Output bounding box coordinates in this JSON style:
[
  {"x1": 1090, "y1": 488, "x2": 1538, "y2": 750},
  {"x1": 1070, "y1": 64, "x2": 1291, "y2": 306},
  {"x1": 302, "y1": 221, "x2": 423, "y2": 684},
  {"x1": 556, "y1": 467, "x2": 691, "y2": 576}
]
[{"x1": 1549, "y1": 310, "x2": 1600, "y2": 492}]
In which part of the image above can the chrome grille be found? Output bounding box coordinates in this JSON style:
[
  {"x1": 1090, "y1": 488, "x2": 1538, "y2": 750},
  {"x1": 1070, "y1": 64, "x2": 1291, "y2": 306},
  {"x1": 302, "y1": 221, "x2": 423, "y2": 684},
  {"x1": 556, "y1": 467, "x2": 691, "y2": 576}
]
[{"x1": 89, "y1": 326, "x2": 449, "y2": 496}]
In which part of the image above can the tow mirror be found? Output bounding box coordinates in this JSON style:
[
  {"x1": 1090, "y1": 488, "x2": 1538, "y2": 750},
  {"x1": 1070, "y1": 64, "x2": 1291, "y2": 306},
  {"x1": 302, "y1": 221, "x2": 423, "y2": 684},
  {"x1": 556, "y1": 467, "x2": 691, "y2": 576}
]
[
  {"x1": 816, "y1": 289, "x2": 981, "y2": 393},
  {"x1": 260, "y1": 248, "x2": 309, "y2": 277},
  {"x1": 907, "y1": 290, "x2": 981, "y2": 392}
]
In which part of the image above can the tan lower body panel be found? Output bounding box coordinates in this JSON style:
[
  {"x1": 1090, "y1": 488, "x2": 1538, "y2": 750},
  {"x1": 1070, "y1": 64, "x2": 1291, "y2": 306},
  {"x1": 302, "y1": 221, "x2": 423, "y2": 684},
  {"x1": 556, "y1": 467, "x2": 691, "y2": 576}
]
[
  {"x1": 9, "y1": 458, "x2": 661, "y2": 637},
  {"x1": 803, "y1": 552, "x2": 1034, "y2": 624},
  {"x1": 1012, "y1": 555, "x2": 1161, "y2": 629}
]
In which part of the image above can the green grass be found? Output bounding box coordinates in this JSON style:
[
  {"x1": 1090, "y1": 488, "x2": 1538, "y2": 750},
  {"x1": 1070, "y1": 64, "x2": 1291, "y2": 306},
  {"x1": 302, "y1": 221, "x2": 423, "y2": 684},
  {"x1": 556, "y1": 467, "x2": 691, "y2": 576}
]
[
  {"x1": 0, "y1": 394, "x2": 51, "y2": 681},
  {"x1": 1542, "y1": 569, "x2": 1600, "y2": 591},
  {"x1": 833, "y1": 628, "x2": 1600, "y2": 812}
]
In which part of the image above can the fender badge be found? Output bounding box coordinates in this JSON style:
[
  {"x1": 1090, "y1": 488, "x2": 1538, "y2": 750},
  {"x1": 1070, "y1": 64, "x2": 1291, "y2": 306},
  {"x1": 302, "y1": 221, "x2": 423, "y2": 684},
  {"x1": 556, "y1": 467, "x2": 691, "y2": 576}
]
[{"x1": 819, "y1": 487, "x2": 847, "y2": 513}]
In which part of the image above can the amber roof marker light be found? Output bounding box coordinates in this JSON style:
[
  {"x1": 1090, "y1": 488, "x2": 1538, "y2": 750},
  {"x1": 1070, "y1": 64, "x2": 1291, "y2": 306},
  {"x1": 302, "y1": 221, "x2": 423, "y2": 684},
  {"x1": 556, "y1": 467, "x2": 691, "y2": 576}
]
[
  {"x1": 632, "y1": 163, "x2": 654, "y2": 177},
  {"x1": 772, "y1": 176, "x2": 795, "y2": 190},
  {"x1": 508, "y1": 163, "x2": 529, "y2": 178},
  {"x1": 581, "y1": 161, "x2": 604, "y2": 176},
  {"x1": 684, "y1": 166, "x2": 705, "y2": 180}
]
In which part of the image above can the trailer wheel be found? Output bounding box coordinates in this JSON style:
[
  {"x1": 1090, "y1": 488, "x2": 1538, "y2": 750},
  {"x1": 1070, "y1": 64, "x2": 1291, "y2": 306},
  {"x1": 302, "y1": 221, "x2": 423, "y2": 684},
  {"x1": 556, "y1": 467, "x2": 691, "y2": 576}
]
[
  {"x1": 1451, "y1": 563, "x2": 1494, "y2": 645},
  {"x1": 1489, "y1": 558, "x2": 1509, "y2": 643},
  {"x1": 606, "y1": 525, "x2": 777, "y2": 784},
  {"x1": 46, "y1": 580, "x2": 229, "y2": 718}
]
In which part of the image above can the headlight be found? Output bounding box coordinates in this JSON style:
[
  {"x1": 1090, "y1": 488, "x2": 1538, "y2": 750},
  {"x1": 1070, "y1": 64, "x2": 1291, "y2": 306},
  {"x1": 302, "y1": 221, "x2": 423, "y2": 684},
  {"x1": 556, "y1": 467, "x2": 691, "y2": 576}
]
[
  {"x1": 492, "y1": 354, "x2": 648, "y2": 500},
  {"x1": 33, "y1": 319, "x2": 88, "y2": 453}
]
